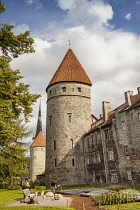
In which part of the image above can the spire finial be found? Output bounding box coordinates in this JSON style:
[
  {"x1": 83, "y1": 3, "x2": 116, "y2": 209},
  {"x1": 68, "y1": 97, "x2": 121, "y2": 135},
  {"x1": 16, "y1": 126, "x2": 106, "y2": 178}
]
[{"x1": 68, "y1": 37, "x2": 71, "y2": 49}]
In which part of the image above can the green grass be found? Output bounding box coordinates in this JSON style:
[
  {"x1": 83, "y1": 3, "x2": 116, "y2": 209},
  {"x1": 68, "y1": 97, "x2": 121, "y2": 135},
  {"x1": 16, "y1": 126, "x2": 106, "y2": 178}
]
[
  {"x1": 0, "y1": 189, "x2": 23, "y2": 207},
  {"x1": 99, "y1": 202, "x2": 140, "y2": 210},
  {"x1": 0, "y1": 207, "x2": 74, "y2": 210}
]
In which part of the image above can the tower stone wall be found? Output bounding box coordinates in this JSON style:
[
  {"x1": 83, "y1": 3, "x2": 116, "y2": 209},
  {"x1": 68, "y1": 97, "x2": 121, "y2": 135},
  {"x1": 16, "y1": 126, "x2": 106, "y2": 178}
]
[
  {"x1": 46, "y1": 82, "x2": 92, "y2": 185},
  {"x1": 30, "y1": 146, "x2": 46, "y2": 181}
]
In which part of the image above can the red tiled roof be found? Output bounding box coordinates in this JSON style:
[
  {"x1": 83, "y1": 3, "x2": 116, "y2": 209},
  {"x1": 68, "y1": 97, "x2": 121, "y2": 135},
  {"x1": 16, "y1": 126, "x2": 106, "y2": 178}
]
[
  {"x1": 47, "y1": 49, "x2": 92, "y2": 90},
  {"x1": 30, "y1": 131, "x2": 46, "y2": 147},
  {"x1": 85, "y1": 92, "x2": 140, "y2": 136}
]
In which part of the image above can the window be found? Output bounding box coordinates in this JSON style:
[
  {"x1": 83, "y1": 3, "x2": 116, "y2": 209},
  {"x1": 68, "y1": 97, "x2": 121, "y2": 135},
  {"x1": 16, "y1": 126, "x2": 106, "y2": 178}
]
[
  {"x1": 108, "y1": 149, "x2": 114, "y2": 160},
  {"x1": 111, "y1": 171, "x2": 118, "y2": 183},
  {"x1": 49, "y1": 90, "x2": 52, "y2": 95},
  {"x1": 72, "y1": 158, "x2": 75, "y2": 166},
  {"x1": 91, "y1": 135, "x2": 94, "y2": 147},
  {"x1": 92, "y1": 172, "x2": 95, "y2": 182},
  {"x1": 104, "y1": 129, "x2": 110, "y2": 139},
  {"x1": 68, "y1": 113, "x2": 72, "y2": 123},
  {"x1": 49, "y1": 116, "x2": 52, "y2": 125},
  {"x1": 138, "y1": 113, "x2": 140, "y2": 119},
  {"x1": 97, "y1": 151, "x2": 101, "y2": 163},
  {"x1": 87, "y1": 137, "x2": 90, "y2": 147},
  {"x1": 93, "y1": 152, "x2": 96, "y2": 164},
  {"x1": 72, "y1": 88, "x2": 74, "y2": 92},
  {"x1": 87, "y1": 157, "x2": 89, "y2": 165},
  {"x1": 62, "y1": 87, "x2": 66, "y2": 92},
  {"x1": 54, "y1": 159, "x2": 57, "y2": 167},
  {"x1": 71, "y1": 139, "x2": 73, "y2": 149},
  {"x1": 127, "y1": 170, "x2": 132, "y2": 180},
  {"x1": 77, "y1": 87, "x2": 81, "y2": 92},
  {"x1": 54, "y1": 140, "x2": 56, "y2": 150},
  {"x1": 124, "y1": 145, "x2": 129, "y2": 156},
  {"x1": 95, "y1": 133, "x2": 98, "y2": 145},
  {"x1": 122, "y1": 121, "x2": 126, "y2": 131}
]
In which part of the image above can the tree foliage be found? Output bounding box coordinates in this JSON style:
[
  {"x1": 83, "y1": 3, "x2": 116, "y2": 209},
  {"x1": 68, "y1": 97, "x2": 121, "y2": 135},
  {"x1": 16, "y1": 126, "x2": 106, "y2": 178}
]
[{"x1": 0, "y1": 1, "x2": 41, "y2": 182}]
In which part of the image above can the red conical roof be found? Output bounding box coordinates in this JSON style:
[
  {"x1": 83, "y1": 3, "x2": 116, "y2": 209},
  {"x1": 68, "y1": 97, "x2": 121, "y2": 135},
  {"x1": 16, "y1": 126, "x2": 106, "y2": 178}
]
[
  {"x1": 30, "y1": 131, "x2": 46, "y2": 147},
  {"x1": 47, "y1": 49, "x2": 92, "y2": 90}
]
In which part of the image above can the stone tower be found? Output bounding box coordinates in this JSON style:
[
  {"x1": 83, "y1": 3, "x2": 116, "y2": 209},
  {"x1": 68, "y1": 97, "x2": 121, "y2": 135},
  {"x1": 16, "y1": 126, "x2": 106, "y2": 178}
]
[
  {"x1": 46, "y1": 49, "x2": 92, "y2": 185},
  {"x1": 30, "y1": 103, "x2": 46, "y2": 181}
]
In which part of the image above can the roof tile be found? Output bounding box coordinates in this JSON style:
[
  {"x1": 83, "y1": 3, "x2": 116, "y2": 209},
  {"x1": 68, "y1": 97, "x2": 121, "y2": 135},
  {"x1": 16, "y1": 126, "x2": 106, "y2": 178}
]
[
  {"x1": 47, "y1": 49, "x2": 92, "y2": 90},
  {"x1": 30, "y1": 131, "x2": 46, "y2": 147}
]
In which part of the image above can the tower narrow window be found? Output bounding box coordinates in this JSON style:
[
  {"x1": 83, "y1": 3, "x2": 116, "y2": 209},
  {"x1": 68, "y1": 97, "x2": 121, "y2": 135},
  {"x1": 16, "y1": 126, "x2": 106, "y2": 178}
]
[
  {"x1": 54, "y1": 140, "x2": 56, "y2": 150},
  {"x1": 77, "y1": 87, "x2": 81, "y2": 92},
  {"x1": 67, "y1": 113, "x2": 72, "y2": 123},
  {"x1": 122, "y1": 121, "x2": 126, "y2": 131},
  {"x1": 62, "y1": 87, "x2": 66, "y2": 92},
  {"x1": 54, "y1": 159, "x2": 57, "y2": 167},
  {"x1": 71, "y1": 139, "x2": 73, "y2": 149},
  {"x1": 49, "y1": 116, "x2": 52, "y2": 125},
  {"x1": 72, "y1": 158, "x2": 75, "y2": 166},
  {"x1": 49, "y1": 90, "x2": 52, "y2": 95}
]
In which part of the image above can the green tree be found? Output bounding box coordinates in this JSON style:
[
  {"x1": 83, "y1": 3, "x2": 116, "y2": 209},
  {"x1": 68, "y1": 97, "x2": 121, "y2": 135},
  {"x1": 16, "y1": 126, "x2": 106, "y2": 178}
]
[{"x1": 0, "y1": 1, "x2": 41, "y2": 183}]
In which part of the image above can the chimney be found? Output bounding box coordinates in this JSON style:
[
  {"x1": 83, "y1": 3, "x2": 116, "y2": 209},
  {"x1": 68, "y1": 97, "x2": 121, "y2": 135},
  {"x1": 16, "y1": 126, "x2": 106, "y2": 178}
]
[
  {"x1": 137, "y1": 87, "x2": 140, "y2": 94},
  {"x1": 124, "y1": 91, "x2": 133, "y2": 106},
  {"x1": 99, "y1": 114, "x2": 103, "y2": 119},
  {"x1": 102, "y1": 101, "x2": 111, "y2": 121}
]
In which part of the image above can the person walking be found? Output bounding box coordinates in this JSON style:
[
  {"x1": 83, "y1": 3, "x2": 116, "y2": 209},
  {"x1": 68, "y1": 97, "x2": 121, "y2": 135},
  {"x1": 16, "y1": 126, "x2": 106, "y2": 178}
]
[{"x1": 51, "y1": 180, "x2": 56, "y2": 194}]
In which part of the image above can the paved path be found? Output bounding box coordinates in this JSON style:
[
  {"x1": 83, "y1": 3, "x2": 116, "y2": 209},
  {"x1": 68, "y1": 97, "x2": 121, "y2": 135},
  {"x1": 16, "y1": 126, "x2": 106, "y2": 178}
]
[
  {"x1": 57, "y1": 188, "x2": 109, "y2": 197},
  {"x1": 3, "y1": 196, "x2": 72, "y2": 207}
]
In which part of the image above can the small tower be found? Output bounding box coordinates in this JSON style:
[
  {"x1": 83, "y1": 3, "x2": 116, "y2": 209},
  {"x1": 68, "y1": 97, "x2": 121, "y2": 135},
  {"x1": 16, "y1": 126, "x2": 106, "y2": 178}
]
[
  {"x1": 30, "y1": 103, "x2": 46, "y2": 182},
  {"x1": 46, "y1": 49, "x2": 92, "y2": 185}
]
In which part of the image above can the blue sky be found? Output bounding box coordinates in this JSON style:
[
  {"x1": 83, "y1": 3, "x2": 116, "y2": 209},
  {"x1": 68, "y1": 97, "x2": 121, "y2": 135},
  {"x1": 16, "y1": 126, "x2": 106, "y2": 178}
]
[
  {"x1": 1, "y1": 0, "x2": 140, "y2": 146},
  {"x1": 2, "y1": 0, "x2": 140, "y2": 35}
]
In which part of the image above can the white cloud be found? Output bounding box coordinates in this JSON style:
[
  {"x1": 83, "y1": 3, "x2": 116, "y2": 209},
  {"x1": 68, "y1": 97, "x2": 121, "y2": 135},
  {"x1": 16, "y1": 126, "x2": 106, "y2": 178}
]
[
  {"x1": 57, "y1": 0, "x2": 114, "y2": 28},
  {"x1": 125, "y1": 13, "x2": 131, "y2": 20},
  {"x1": 12, "y1": 24, "x2": 30, "y2": 34},
  {"x1": 25, "y1": 0, "x2": 43, "y2": 9}
]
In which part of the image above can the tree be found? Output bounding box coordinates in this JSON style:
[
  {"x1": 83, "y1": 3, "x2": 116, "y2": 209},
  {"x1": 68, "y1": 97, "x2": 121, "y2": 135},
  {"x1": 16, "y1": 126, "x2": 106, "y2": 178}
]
[{"x1": 0, "y1": 1, "x2": 41, "y2": 182}]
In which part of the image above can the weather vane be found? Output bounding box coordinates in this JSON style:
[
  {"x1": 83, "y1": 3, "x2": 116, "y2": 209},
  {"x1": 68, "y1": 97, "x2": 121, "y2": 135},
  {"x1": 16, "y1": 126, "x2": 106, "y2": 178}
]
[{"x1": 68, "y1": 37, "x2": 71, "y2": 49}]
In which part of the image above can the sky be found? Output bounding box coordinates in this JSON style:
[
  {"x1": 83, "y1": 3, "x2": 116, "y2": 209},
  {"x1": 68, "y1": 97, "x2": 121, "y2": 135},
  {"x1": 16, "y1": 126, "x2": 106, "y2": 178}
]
[{"x1": 1, "y1": 0, "x2": 140, "y2": 149}]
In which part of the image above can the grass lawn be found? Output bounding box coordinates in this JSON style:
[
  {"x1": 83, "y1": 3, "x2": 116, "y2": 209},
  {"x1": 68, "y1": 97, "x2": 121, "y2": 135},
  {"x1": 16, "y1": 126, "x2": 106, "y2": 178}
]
[
  {"x1": 0, "y1": 189, "x2": 23, "y2": 207},
  {"x1": 0, "y1": 189, "x2": 75, "y2": 210},
  {"x1": 99, "y1": 202, "x2": 140, "y2": 210}
]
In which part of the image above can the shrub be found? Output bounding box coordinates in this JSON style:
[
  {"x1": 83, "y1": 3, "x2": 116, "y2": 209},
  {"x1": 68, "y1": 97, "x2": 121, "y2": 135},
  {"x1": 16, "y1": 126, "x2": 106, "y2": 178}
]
[
  {"x1": 7, "y1": 185, "x2": 21, "y2": 190},
  {"x1": 92, "y1": 191, "x2": 138, "y2": 206}
]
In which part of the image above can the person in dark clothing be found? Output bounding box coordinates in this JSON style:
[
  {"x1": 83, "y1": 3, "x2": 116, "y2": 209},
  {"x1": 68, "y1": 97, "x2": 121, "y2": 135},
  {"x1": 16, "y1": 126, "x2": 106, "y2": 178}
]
[{"x1": 51, "y1": 180, "x2": 56, "y2": 194}]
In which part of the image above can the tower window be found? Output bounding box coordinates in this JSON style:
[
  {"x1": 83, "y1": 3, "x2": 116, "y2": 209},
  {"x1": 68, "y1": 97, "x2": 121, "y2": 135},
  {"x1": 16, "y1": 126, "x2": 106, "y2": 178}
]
[
  {"x1": 54, "y1": 159, "x2": 57, "y2": 167},
  {"x1": 62, "y1": 87, "x2": 66, "y2": 92},
  {"x1": 54, "y1": 140, "x2": 56, "y2": 150},
  {"x1": 49, "y1": 116, "x2": 52, "y2": 125},
  {"x1": 77, "y1": 87, "x2": 81, "y2": 92},
  {"x1": 49, "y1": 90, "x2": 52, "y2": 95},
  {"x1": 122, "y1": 121, "x2": 126, "y2": 131},
  {"x1": 71, "y1": 139, "x2": 73, "y2": 149},
  {"x1": 72, "y1": 158, "x2": 75, "y2": 166},
  {"x1": 67, "y1": 113, "x2": 72, "y2": 123}
]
